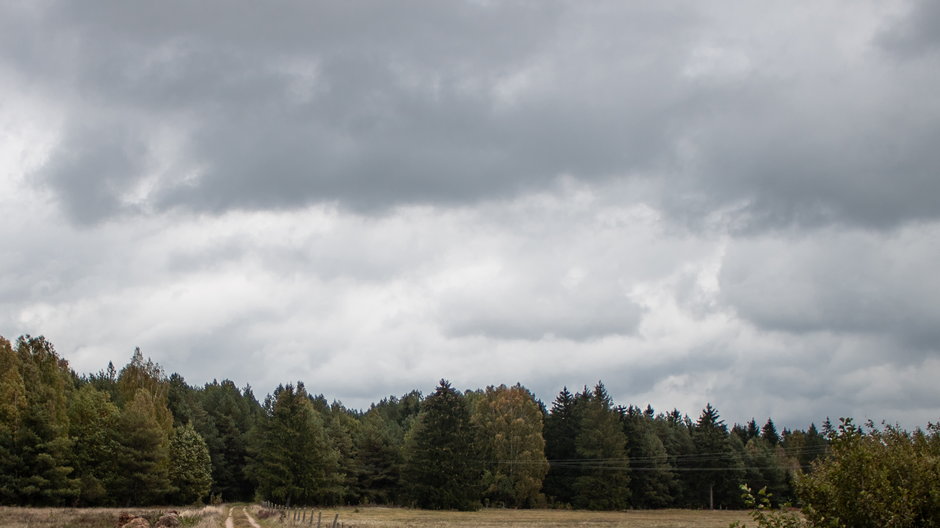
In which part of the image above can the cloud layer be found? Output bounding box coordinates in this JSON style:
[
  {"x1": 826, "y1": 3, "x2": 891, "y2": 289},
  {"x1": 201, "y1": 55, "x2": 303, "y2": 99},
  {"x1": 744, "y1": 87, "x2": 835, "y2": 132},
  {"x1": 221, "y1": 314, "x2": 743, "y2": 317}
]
[{"x1": 2, "y1": 0, "x2": 938, "y2": 428}]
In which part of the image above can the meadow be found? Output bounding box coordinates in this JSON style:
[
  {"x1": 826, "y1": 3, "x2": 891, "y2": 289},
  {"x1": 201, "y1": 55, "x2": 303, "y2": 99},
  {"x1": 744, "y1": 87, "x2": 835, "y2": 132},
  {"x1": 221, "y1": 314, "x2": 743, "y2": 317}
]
[{"x1": 0, "y1": 504, "x2": 753, "y2": 528}]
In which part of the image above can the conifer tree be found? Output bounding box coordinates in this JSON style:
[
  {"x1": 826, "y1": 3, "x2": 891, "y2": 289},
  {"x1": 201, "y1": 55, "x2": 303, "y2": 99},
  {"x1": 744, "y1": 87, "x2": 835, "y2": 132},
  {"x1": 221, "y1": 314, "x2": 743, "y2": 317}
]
[
  {"x1": 324, "y1": 401, "x2": 361, "y2": 504},
  {"x1": 762, "y1": 418, "x2": 780, "y2": 446},
  {"x1": 200, "y1": 379, "x2": 259, "y2": 501},
  {"x1": 571, "y1": 383, "x2": 630, "y2": 510},
  {"x1": 688, "y1": 404, "x2": 744, "y2": 509},
  {"x1": 355, "y1": 411, "x2": 403, "y2": 505},
  {"x1": 649, "y1": 409, "x2": 695, "y2": 506},
  {"x1": 542, "y1": 386, "x2": 581, "y2": 505},
  {"x1": 621, "y1": 405, "x2": 675, "y2": 508},
  {"x1": 401, "y1": 380, "x2": 482, "y2": 510},
  {"x1": 112, "y1": 388, "x2": 173, "y2": 505},
  {"x1": 247, "y1": 383, "x2": 341, "y2": 506},
  {"x1": 11, "y1": 336, "x2": 79, "y2": 505},
  {"x1": 68, "y1": 384, "x2": 119, "y2": 505}
]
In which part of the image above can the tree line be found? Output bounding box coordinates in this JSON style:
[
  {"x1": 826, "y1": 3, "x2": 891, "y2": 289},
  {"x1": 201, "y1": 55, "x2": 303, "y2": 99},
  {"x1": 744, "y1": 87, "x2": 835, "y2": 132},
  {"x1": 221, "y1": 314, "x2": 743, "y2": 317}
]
[{"x1": 0, "y1": 334, "x2": 835, "y2": 509}]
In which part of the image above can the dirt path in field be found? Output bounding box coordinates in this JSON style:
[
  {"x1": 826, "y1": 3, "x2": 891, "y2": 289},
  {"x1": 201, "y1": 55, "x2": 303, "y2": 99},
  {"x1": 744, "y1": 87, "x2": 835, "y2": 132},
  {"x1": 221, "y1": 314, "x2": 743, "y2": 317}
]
[
  {"x1": 244, "y1": 507, "x2": 261, "y2": 528},
  {"x1": 224, "y1": 506, "x2": 260, "y2": 528}
]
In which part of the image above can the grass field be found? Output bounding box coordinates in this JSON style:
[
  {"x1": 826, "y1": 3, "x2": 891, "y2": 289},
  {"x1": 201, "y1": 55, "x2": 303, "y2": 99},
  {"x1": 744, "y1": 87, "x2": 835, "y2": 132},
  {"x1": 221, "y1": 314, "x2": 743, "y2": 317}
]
[
  {"x1": 282, "y1": 506, "x2": 753, "y2": 527},
  {"x1": 0, "y1": 504, "x2": 754, "y2": 528}
]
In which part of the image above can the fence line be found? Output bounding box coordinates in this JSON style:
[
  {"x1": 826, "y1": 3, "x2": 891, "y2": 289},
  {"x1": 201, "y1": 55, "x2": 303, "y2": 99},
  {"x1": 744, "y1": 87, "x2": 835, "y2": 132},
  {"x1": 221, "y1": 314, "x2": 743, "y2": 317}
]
[{"x1": 259, "y1": 501, "x2": 343, "y2": 527}]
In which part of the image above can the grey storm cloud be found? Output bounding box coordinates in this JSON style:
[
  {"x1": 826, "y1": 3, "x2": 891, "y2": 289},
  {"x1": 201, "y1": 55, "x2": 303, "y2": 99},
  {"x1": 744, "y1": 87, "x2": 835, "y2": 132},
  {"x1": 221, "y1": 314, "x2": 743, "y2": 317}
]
[
  {"x1": 5, "y1": 0, "x2": 936, "y2": 230},
  {"x1": 718, "y1": 224, "x2": 940, "y2": 354},
  {"x1": 3, "y1": 0, "x2": 940, "y2": 428}
]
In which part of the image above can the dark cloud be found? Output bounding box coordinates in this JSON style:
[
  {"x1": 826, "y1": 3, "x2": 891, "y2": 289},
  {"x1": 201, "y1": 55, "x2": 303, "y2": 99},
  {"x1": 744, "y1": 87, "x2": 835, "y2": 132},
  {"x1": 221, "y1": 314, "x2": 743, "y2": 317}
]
[
  {"x1": 718, "y1": 225, "x2": 940, "y2": 353},
  {"x1": 879, "y1": 0, "x2": 940, "y2": 57},
  {"x1": 11, "y1": 1, "x2": 938, "y2": 230},
  {"x1": 38, "y1": 124, "x2": 148, "y2": 224},
  {"x1": 4, "y1": 1, "x2": 940, "y2": 429}
]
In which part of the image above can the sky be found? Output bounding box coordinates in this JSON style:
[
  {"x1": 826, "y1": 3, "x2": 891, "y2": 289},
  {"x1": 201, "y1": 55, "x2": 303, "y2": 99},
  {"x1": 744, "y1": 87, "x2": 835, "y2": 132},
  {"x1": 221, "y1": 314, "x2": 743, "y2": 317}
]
[{"x1": 2, "y1": 0, "x2": 939, "y2": 430}]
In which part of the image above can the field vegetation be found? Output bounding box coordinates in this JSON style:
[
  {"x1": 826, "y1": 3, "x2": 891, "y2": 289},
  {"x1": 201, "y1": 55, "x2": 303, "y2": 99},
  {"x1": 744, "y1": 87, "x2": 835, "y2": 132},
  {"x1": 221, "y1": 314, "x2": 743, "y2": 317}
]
[
  {"x1": 3, "y1": 334, "x2": 940, "y2": 527},
  {"x1": 0, "y1": 504, "x2": 752, "y2": 528}
]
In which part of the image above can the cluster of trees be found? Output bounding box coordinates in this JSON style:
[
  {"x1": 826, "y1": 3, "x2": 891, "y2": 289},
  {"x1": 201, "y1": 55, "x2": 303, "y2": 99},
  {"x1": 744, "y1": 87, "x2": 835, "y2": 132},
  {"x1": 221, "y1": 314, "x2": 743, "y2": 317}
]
[
  {"x1": 0, "y1": 336, "x2": 216, "y2": 506},
  {"x1": 2, "y1": 334, "x2": 833, "y2": 509}
]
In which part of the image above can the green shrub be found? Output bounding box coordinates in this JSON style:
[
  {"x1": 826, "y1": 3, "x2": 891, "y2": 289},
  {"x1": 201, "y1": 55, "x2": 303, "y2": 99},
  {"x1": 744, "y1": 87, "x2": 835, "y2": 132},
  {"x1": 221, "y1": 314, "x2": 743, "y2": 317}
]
[{"x1": 796, "y1": 419, "x2": 940, "y2": 528}]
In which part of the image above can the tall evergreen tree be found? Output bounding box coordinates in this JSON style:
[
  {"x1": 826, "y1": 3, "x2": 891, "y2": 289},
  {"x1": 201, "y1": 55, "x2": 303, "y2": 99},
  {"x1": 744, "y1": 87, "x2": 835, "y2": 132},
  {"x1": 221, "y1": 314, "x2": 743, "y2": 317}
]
[
  {"x1": 247, "y1": 383, "x2": 341, "y2": 506},
  {"x1": 542, "y1": 386, "x2": 581, "y2": 505},
  {"x1": 650, "y1": 409, "x2": 695, "y2": 507},
  {"x1": 324, "y1": 401, "x2": 361, "y2": 504},
  {"x1": 571, "y1": 383, "x2": 630, "y2": 510},
  {"x1": 10, "y1": 336, "x2": 79, "y2": 505},
  {"x1": 354, "y1": 411, "x2": 404, "y2": 505},
  {"x1": 762, "y1": 418, "x2": 780, "y2": 446},
  {"x1": 621, "y1": 405, "x2": 675, "y2": 508},
  {"x1": 67, "y1": 384, "x2": 120, "y2": 505},
  {"x1": 401, "y1": 380, "x2": 482, "y2": 510},
  {"x1": 688, "y1": 404, "x2": 744, "y2": 509},
  {"x1": 112, "y1": 388, "x2": 173, "y2": 505},
  {"x1": 200, "y1": 379, "x2": 259, "y2": 501}
]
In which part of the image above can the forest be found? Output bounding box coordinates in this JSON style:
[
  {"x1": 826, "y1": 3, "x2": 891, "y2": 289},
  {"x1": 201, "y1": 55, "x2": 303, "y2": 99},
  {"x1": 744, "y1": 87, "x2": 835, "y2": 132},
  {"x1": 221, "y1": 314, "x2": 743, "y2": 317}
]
[{"x1": 0, "y1": 333, "x2": 926, "y2": 519}]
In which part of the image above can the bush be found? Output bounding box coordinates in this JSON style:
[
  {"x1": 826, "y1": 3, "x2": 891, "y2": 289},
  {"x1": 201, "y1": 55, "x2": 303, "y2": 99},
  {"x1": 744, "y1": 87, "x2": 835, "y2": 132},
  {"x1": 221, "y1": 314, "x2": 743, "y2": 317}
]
[
  {"x1": 729, "y1": 485, "x2": 807, "y2": 528},
  {"x1": 796, "y1": 419, "x2": 940, "y2": 528}
]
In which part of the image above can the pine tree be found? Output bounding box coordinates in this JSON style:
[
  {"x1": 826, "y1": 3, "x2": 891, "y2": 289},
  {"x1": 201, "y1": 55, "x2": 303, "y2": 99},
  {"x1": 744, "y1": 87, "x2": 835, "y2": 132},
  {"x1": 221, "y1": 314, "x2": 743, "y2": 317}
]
[
  {"x1": 324, "y1": 401, "x2": 361, "y2": 505},
  {"x1": 68, "y1": 384, "x2": 120, "y2": 505},
  {"x1": 355, "y1": 411, "x2": 403, "y2": 505},
  {"x1": 11, "y1": 336, "x2": 79, "y2": 505},
  {"x1": 168, "y1": 422, "x2": 213, "y2": 504},
  {"x1": 200, "y1": 379, "x2": 261, "y2": 501},
  {"x1": 401, "y1": 380, "x2": 482, "y2": 510},
  {"x1": 247, "y1": 383, "x2": 341, "y2": 506},
  {"x1": 112, "y1": 388, "x2": 173, "y2": 505}
]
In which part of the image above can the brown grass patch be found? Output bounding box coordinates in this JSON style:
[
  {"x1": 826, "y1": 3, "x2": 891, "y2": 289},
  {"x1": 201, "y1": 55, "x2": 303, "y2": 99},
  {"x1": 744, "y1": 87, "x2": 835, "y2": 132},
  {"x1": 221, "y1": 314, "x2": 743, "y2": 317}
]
[
  {"x1": 250, "y1": 506, "x2": 752, "y2": 528},
  {"x1": 0, "y1": 505, "x2": 222, "y2": 528}
]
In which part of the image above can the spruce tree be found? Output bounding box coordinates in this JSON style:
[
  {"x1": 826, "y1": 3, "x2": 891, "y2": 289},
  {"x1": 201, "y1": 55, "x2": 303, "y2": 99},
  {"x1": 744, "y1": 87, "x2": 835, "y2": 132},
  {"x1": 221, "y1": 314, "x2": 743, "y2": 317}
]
[
  {"x1": 688, "y1": 404, "x2": 744, "y2": 509},
  {"x1": 571, "y1": 383, "x2": 630, "y2": 510},
  {"x1": 542, "y1": 386, "x2": 581, "y2": 505},
  {"x1": 401, "y1": 380, "x2": 482, "y2": 510},
  {"x1": 762, "y1": 418, "x2": 780, "y2": 446},
  {"x1": 621, "y1": 406, "x2": 674, "y2": 508}
]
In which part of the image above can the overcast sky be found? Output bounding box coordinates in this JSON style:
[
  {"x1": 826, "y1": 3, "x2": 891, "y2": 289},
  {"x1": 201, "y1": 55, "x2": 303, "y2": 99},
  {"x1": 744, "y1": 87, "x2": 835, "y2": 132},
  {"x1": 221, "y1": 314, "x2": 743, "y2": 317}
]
[{"x1": 2, "y1": 0, "x2": 939, "y2": 429}]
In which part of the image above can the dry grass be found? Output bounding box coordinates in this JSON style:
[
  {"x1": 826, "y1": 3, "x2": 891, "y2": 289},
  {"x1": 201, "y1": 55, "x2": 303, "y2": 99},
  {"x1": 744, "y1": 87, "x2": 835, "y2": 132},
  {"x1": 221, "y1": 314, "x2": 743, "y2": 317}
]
[
  {"x1": 0, "y1": 505, "x2": 753, "y2": 528},
  {"x1": 0, "y1": 505, "x2": 223, "y2": 528},
  {"x1": 251, "y1": 506, "x2": 753, "y2": 528}
]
